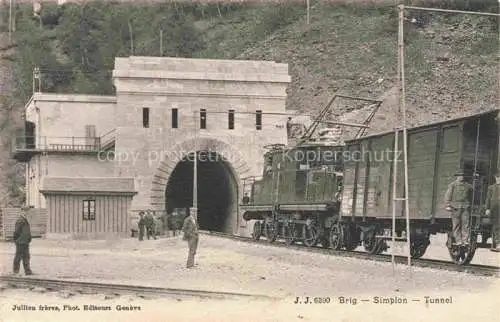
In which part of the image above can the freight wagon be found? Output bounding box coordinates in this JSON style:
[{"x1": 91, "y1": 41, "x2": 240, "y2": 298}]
[{"x1": 241, "y1": 109, "x2": 499, "y2": 265}]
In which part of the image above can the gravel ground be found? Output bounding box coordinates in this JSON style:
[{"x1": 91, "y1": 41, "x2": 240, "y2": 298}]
[{"x1": 0, "y1": 235, "x2": 498, "y2": 321}]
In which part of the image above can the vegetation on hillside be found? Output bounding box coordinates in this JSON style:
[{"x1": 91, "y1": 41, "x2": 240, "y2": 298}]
[{"x1": 0, "y1": 0, "x2": 498, "y2": 206}]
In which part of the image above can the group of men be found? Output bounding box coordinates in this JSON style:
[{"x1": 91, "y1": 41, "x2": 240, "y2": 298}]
[
  {"x1": 445, "y1": 171, "x2": 500, "y2": 252},
  {"x1": 135, "y1": 208, "x2": 199, "y2": 268},
  {"x1": 137, "y1": 210, "x2": 157, "y2": 241}
]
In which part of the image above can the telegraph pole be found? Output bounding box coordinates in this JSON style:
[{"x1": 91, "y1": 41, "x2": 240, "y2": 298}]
[
  {"x1": 9, "y1": 0, "x2": 12, "y2": 42},
  {"x1": 192, "y1": 111, "x2": 198, "y2": 223},
  {"x1": 306, "y1": 0, "x2": 310, "y2": 25}
]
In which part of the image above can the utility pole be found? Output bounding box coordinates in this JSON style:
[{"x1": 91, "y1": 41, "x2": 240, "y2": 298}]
[
  {"x1": 128, "y1": 20, "x2": 134, "y2": 55},
  {"x1": 192, "y1": 111, "x2": 198, "y2": 223},
  {"x1": 160, "y1": 29, "x2": 163, "y2": 56},
  {"x1": 306, "y1": 0, "x2": 310, "y2": 25},
  {"x1": 9, "y1": 0, "x2": 12, "y2": 42}
]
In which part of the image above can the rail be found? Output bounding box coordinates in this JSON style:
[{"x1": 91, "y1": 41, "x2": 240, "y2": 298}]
[
  {"x1": 200, "y1": 231, "x2": 500, "y2": 277},
  {"x1": 0, "y1": 276, "x2": 275, "y2": 300}
]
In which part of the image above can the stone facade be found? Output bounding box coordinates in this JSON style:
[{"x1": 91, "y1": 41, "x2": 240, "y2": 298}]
[{"x1": 23, "y1": 56, "x2": 290, "y2": 236}]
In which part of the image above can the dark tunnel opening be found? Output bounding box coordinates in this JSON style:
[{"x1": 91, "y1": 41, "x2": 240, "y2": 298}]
[{"x1": 165, "y1": 152, "x2": 237, "y2": 232}]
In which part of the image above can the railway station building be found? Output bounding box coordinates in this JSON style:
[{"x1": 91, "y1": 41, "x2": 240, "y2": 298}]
[{"x1": 12, "y1": 56, "x2": 290, "y2": 237}]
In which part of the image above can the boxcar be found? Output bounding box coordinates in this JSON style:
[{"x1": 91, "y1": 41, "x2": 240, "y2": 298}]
[{"x1": 341, "y1": 109, "x2": 499, "y2": 263}]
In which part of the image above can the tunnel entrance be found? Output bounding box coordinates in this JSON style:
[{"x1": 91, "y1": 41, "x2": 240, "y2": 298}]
[{"x1": 165, "y1": 151, "x2": 237, "y2": 233}]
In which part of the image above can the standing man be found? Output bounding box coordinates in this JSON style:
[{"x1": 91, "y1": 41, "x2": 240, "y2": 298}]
[
  {"x1": 182, "y1": 209, "x2": 199, "y2": 268},
  {"x1": 145, "y1": 211, "x2": 155, "y2": 240},
  {"x1": 138, "y1": 211, "x2": 145, "y2": 241},
  {"x1": 444, "y1": 171, "x2": 473, "y2": 246},
  {"x1": 485, "y1": 173, "x2": 500, "y2": 252},
  {"x1": 13, "y1": 212, "x2": 33, "y2": 276}
]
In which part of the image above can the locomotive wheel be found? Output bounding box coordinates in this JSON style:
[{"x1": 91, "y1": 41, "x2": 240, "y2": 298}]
[
  {"x1": 252, "y1": 221, "x2": 262, "y2": 241},
  {"x1": 329, "y1": 224, "x2": 343, "y2": 250},
  {"x1": 447, "y1": 234, "x2": 477, "y2": 265},
  {"x1": 265, "y1": 222, "x2": 277, "y2": 243},
  {"x1": 410, "y1": 238, "x2": 430, "y2": 259},
  {"x1": 302, "y1": 225, "x2": 318, "y2": 247},
  {"x1": 283, "y1": 223, "x2": 296, "y2": 246}
]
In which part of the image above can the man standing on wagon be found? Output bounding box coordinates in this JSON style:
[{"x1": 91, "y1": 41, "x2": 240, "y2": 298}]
[
  {"x1": 485, "y1": 173, "x2": 500, "y2": 252},
  {"x1": 444, "y1": 171, "x2": 473, "y2": 246}
]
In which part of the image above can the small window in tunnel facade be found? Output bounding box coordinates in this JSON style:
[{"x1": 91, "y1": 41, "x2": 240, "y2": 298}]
[
  {"x1": 256, "y1": 110, "x2": 262, "y2": 130},
  {"x1": 143, "y1": 108, "x2": 150, "y2": 128},
  {"x1": 200, "y1": 109, "x2": 207, "y2": 129},
  {"x1": 172, "y1": 108, "x2": 178, "y2": 128},
  {"x1": 228, "y1": 110, "x2": 235, "y2": 130}
]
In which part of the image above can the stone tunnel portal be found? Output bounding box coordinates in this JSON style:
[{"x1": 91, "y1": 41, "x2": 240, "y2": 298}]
[{"x1": 165, "y1": 151, "x2": 238, "y2": 233}]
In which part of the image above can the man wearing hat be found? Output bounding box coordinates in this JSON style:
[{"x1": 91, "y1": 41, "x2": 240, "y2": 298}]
[
  {"x1": 485, "y1": 173, "x2": 500, "y2": 252},
  {"x1": 444, "y1": 171, "x2": 473, "y2": 246},
  {"x1": 12, "y1": 212, "x2": 33, "y2": 275},
  {"x1": 181, "y1": 208, "x2": 199, "y2": 268}
]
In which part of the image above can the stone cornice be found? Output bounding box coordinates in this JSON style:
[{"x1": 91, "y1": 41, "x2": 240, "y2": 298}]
[
  {"x1": 112, "y1": 70, "x2": 291, "y2": 83},
  {"x1": 115, "y1": 91, "x2": 287, "y2": 99}
]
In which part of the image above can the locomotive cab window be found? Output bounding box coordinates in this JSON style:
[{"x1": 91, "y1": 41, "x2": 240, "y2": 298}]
[{"x1": 83, "y1": 199, "x2": 96, "y2": 221}]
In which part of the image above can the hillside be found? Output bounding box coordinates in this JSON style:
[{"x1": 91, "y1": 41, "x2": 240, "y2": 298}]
[{"x1": 0, "y1": 0, "x2": 498, "y2": 205}]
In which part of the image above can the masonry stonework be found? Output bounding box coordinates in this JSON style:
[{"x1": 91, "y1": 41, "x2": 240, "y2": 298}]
[{"x1": 22, "y1": 56, "x2": 290, "y2": 236}]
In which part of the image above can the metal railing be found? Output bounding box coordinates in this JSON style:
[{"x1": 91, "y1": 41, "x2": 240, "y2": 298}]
[{"x1": 12, "y1": 135, "x2": 102, "y2": 153}]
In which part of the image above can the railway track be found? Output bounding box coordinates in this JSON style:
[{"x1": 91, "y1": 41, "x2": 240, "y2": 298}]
[
  {"x1": 0, "y1": 276, "x2": 276, "y2": 300},
  {"x1": 200, "y1": 231, "x2": 500, "y2": 277}
]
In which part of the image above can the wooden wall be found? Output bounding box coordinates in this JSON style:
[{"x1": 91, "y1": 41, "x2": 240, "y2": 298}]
[
  {"x1": 45, "y1": 194, "x2": 132, "y2": 235},
  {"x1": 0, "y1": 208, "x2": 47, "y2": 240}
]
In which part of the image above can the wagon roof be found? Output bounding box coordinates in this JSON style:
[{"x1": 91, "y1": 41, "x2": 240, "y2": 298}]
[{"x1": 345, "y1": 109, "x2": 499, "y2": 143}]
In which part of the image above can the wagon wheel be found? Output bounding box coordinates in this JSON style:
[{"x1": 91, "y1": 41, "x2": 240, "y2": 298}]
[
  {"x1": 364, "y1": 235, "x2": 382, "y2": 254},
  {"x1": 282, "y1": 222, "x2": 296, "y2": 246},
  {"x1": 447, "y1": 233, "x2": 477, "y2": 265},
  {"x1": 252, "y1": 221, "x2": 262, "y2": 241},
  {"x1": 302, "y1": 225, "x2": 318, "y2": 247},
  {"x1": 265, "y1": 221, "x2": 277, "y2": 243},
  {"x1": 410, "y1": 238, "x2": 430, "y2": 259},
  {"x1": 329, "y1": 224, "x2": 343, "y2": 250}
]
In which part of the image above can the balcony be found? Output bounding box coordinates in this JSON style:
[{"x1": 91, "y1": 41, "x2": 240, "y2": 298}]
[{"x1": 11, "y1": 134, "x2": 115, "y2": 162}]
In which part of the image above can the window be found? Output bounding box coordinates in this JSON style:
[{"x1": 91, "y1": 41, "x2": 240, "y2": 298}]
[
  {"x1": 83, "y1": 199, "x2": 96, "y2": 221},
  {"x1": 172, "y1": 108, "x2": 178, "y2": 128},
  {"x1": 200, "y1": 109, "x2": 207, "y2": 129},
  {"x1": 142, "y1": 108, "x2": 150, "y2": 128},
  {"x1": 228, "y1": 109, "x2": 235, "y2": 130},
  {"x1": 256, "y1": 110, "x2": 262, "y2": 130}
]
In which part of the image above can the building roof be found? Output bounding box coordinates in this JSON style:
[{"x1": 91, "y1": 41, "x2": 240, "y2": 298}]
[{"x1": 40, "y1": 177, "x2": 136, "y2": 194}]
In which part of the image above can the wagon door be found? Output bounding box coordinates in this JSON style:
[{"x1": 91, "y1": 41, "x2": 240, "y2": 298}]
[{"x1": 407, "y1": 128, "x2": 439, "y2": 220}]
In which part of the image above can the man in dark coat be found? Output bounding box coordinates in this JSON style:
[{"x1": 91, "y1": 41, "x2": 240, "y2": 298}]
[
  {"x1": 13, "y1": 212, "x2": 33, "y2": 275},
  {"x1": 145, "y1": 211, "x2": 156, "y2": 240},
  {"x1": 138, "y1": 211, "x2": 145, "y2": 241},
  {"x1": 181, "y1": 209, "x2": 199, "y2": 268},
  {"x1": 485, "y1": 174, "x2": 500, "y2": 252},
  {"x1": 444, "y1": 171, "x2": 473, "y2": 246}
]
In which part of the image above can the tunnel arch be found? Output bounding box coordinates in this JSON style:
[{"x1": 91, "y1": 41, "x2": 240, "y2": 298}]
[{"x1": 150, "y1": 137, "x2": 252, "y2": 234}]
